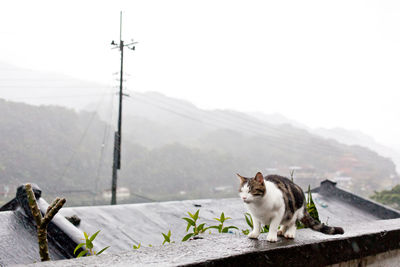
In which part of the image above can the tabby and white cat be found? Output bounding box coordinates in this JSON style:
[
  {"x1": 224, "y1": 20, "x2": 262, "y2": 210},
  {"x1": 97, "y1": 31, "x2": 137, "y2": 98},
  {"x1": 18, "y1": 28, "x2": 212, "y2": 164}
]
[{"x1": 238, "y1": 172, "x2": 344, "y2": 242}]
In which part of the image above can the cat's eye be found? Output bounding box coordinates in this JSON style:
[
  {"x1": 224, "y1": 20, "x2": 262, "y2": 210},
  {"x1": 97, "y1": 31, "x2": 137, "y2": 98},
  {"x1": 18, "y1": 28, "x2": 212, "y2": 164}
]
[{"x1": 253, "y1": 189, "x2": 264, "y2": 196}]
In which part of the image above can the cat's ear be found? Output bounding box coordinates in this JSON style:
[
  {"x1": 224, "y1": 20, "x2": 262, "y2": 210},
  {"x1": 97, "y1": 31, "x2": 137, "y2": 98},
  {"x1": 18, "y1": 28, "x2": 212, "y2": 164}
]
[
  {"x1": 255, "y1": 172, "x2": 264, "y2": 184},
  {"x1": 236, "y1": 173, "x2": 246, "y2": 183}
]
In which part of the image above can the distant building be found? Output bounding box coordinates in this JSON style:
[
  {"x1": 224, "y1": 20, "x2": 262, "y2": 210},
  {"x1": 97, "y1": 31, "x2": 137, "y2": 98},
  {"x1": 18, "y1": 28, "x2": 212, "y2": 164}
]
[
  {"x1": 102, "y1": 187, "x2": 130, "y2": 200},
  {"x1": 213, "y1": 185, "x2": 233, "y2": 193}
]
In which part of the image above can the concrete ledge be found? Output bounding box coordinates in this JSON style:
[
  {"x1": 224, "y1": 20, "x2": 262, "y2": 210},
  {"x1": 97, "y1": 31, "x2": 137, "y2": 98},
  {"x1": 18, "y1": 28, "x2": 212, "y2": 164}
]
[{"x1": 25, "y1": 218, "x2": 400, "y2": 267}]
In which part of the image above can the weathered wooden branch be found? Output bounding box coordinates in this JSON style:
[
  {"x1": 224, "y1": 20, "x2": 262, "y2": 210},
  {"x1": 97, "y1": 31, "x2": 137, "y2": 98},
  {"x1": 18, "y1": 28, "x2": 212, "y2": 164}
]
[{"x1": 25, "y1": 183, "x2": 66, "y2": 262}]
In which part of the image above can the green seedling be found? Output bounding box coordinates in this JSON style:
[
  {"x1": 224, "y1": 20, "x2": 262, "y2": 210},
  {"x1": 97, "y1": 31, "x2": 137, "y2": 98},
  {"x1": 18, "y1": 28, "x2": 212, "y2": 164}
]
[
  {"x1": 162, "y1": 230, "x2": 174, "y2": 244},
  {"x1": 306, "y1": 185, "x2": 320, "y2": 222},
  {"x1": 182, "y1": 209, "x2": 207, "y2": 241},
  {"x1": 74, "y1": 230, "x2": 109, "y2": 258},
  {"x1": 208, "y1": 212, "x2": 238, "y2": 233}
]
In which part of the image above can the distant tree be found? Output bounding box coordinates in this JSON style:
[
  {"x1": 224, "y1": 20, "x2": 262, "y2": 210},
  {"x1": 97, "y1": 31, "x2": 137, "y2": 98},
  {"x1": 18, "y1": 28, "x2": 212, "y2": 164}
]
[{"x1": 371, "y1": 184, "x2": 400, "y2": 210}]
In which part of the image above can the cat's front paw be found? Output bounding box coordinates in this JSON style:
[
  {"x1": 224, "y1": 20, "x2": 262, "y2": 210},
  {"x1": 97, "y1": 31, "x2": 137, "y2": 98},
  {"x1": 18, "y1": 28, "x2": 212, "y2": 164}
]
[
  {"x1": 247, "y1": 231, "x2": 260, "y2": 239},
  {"x1": 284, "y1": 233, "x2": 295, "y2": 239},
  {"x1": 266, "y1": 233, "x2": 278, "y2": 242}
]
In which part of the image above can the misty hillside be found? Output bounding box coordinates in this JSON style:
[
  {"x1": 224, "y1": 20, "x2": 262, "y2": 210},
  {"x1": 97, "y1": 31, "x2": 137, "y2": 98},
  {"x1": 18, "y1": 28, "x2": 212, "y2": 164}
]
[
  {"x1": 0, "y1": 94, "x2": 399, "y2": 207},
  {"x1": 101, "y1": 92, "x2": 398, "y2": 195},
  {"x1": 313, "y1": 127, "x2": 400, "y2": 173},
  {"x1": 3, "y1": 60, "x2": 399, "y2": 174},
  {"x1": 248, "y1": 110, "x2": 400, "y2": 173}
]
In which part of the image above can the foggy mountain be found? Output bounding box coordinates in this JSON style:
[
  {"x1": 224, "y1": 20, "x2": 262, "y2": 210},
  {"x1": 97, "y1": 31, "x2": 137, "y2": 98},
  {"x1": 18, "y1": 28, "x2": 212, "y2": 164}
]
[
  {"x1": 313, "y1": 128, "x2": 400, "y2": 173},
  {"x1": 248, "y1": 111, "x2": 400, "y2": 173},
  {"x1": 3, "y1": 60, "x2": 399, "y2": 172},
  {"x1": 96, "y1": 91, "x2": 399, "y2": 195},
  {"x1": 1, "y1": 64, "x2": 399, "y2": 206},
  {"x1": 249, "y1": 111, "x2": 310, "y2": 130},
  {"x1": 0, "y1": 96, "x2": 398, "y2": 207}
]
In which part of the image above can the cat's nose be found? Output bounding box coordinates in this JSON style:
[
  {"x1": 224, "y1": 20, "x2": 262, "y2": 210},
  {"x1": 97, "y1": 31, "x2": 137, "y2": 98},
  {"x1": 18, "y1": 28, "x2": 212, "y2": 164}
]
[{"x1": 242, "y1": 196, "x2": 247, "y2": 200}]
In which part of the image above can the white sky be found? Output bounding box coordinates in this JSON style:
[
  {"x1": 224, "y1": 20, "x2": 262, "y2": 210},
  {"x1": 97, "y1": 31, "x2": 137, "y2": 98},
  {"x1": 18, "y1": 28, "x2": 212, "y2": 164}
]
[{"x1": 1, "y1": 0, "x2": 400, "y2": 146}]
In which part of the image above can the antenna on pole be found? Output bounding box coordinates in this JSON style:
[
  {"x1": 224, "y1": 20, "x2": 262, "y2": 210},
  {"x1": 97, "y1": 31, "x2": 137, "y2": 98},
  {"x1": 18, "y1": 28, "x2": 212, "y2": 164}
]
[
  {"x1": 120, "y1": 11, "x2": 122, "y2": 42},
  {"x1": 110, "y1": 11, "x2": 137, "y2": 205}
]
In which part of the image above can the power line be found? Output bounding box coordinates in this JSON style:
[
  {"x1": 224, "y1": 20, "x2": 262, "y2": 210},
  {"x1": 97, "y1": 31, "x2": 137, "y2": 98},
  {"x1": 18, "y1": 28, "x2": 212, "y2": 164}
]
[
  {"x1": 2, "y1": 93, "x2": 113, "y2": 100},
  {"x1": 124, "y1": 94, "x2": 382, "y2": 162},
  {"x1": 93, "y1": 92, "x2": 115, "y2": 205},
  {"x1": 58, "y1": 91, "x2": 109, "y2": 182},
  {"x1": 130, "y1": 192, "x2": 157, "y2": 202}
]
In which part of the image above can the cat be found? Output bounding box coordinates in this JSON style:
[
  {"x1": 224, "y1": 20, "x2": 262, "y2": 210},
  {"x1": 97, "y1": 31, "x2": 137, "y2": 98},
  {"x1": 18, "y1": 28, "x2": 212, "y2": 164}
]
[{"x1": 238, "y1": 172, "x2": 344, "y2": 242}]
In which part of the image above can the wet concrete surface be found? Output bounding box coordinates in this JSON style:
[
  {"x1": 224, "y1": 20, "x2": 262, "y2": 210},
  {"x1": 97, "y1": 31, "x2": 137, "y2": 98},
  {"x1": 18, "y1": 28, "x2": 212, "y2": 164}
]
[
  {"x1": 23, "y1": 218, "x2": 400, "y2": 267},
  {"x1": 0, "y1": 210, "x2": 66, "y2": 266},
  {"x1": 2, "y1": 183, "x2": 399, "y2": 266},
  {"x1": 57, "y1": 195, "x2": 383, "y2": 253}
]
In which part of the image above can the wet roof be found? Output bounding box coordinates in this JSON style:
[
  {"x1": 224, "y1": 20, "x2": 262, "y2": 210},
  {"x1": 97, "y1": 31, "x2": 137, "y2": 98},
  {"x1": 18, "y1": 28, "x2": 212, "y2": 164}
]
[
  {"x1": 0, "y1": 210, "x2": 66, "y2": 266},
  {"x1": 58, "y1": 193, "x2": 385, "y2": 252},
  {"x1": 1, "y1": 180, "x2": 399, "y2": 266}
]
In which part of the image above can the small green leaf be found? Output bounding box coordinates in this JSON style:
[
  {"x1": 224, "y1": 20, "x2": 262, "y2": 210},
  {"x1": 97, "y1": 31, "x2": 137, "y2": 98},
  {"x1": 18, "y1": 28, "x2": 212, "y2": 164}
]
[
  {"x1": 183, "y1": 217, "x2": 195, "y2": 232},
  {"x1": 74, "y1": 243, "x2": 85, "y2": 255},
  {"x1": 182, "y1": 233, "x2": 194, "y2": 242},
  {"x1": 242, "y1": 229, "x2": 250, "y2": 235},
  {"x1": 83, "y1": 232, "x2": 89, "y2": 240},
  {"x1": 77, "y1": 250, "x2": 88, "y2": 258},
  {"x1": 97, "y1": 246, "x2": 110, "y2": 255},
  {"x1": 307, "y1": 184, "x2": 320, "y2": 222},
  {"x1": 221, "y1": 212, "x2": 225, "y2": 222},
  {"x1": 224, "y1": 226, "x2": 239, "y2": 231},
  {"x1": 197, "y1": 223, "x2": 206, "y2": 232},
  {"x1": 89, "y1": 230, "x2": 100, "y2": 242},
  {"x1": 188, "y1": 211, "x2": 194, "y2": 219},
  {"x1": 162, "y1": 232, "x2": 170, "y2": 244},
  {"x1": 86, "y1": 239, "x2": 93, "y2": 249},
  {"x1": 193, "y1": 210, "x2": 200, "y2": 221},
  {"x1": 245, "y1": 213, "x2": 253, "y2": 229},
  {"x1": 133, "y1": 243, "x2": 141, "y2": 249},
  {"x1": 182, "y1": 217, "x2": 195, "y2": 226},
  {"x1": 261, "y1": 225, "x2": 269, "y2": 233}
]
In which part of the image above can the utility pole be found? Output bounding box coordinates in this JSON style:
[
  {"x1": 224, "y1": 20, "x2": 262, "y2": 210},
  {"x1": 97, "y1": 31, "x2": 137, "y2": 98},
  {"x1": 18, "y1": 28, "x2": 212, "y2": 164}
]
[{"x1": 110, "y1": 11, "x2": 137, "y2": 205}]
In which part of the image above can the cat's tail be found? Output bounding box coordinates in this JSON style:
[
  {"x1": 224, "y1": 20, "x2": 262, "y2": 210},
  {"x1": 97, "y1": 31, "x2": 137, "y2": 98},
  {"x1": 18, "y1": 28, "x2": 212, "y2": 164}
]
[{"x1": 300, "y1": 211, "x2": 344, "y2": 235}]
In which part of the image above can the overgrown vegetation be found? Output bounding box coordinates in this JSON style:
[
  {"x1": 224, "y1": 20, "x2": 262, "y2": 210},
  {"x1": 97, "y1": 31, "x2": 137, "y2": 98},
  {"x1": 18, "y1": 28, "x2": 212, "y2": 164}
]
[
  {"x1": 306, "y1": 185, "x2": 320, "y2": 222},
  {"x1": 371, "y1": 184, "x2": 400, "y2": 210}
]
